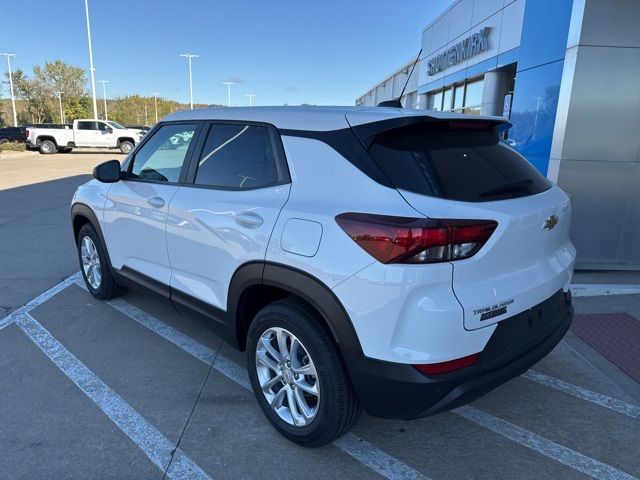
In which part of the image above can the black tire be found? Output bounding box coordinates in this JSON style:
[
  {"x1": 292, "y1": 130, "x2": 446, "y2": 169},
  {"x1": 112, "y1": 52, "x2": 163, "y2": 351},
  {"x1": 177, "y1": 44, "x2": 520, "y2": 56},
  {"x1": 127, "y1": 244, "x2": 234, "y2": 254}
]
[
  {"x1": 0, "y1": 137, "x2": 9, "y2": 144},
  {"x1": 119, "y1": 140, "x2": 133, "y2": 154},
  {"x1": 39, "y1": 140, "x2": 56, "y2": 154},
  {"x1": 247, "y1": 298, "x2": 362, "y2": 447},
  {"x1": 77, "y1": 223, "x2": 126, "y2": 299}
]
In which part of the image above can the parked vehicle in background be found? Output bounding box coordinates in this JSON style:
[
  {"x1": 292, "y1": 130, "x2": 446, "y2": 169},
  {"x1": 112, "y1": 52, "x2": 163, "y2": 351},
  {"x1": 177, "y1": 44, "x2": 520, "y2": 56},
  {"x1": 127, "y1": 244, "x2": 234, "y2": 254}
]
[
  {"x1": 71, "y1": 106, "x2": 575, "y2": 447},
  {"x1": 0, "y1": 126, "x2": 28, "y2": 144},
  {"x1": 26, "y1": 119, "x2": 144, "y2": 154},
  {"x1": 26, "y1": 123, "x2": 73, "y2": 129},
  {"x1": 125, "y1": 124, "x2": 152, "y2": 134}
]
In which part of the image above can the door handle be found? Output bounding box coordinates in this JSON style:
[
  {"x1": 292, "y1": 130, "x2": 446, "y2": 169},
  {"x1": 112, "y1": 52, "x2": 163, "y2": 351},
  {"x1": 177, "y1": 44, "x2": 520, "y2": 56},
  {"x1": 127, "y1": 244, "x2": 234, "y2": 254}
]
[
  {"x1": 146, "y1": 196, "x2": 165, "y2": 208},
  {"x1": 235, "y1": 211, "x2": 263, "y2": 228}
]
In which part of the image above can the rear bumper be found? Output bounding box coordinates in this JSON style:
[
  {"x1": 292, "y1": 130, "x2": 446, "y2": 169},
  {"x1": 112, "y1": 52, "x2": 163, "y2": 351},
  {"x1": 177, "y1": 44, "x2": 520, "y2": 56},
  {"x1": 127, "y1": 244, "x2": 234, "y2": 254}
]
[{"x1": 348, "y1": 289, "x2": 573, "y2": 420}]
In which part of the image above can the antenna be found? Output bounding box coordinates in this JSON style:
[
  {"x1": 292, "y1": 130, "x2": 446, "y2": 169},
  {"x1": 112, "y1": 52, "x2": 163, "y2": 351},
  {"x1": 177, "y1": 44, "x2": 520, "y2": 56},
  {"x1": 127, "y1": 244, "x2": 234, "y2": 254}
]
[{"x1": 378, "y1": 48, "x2": 423, "y2": 108}]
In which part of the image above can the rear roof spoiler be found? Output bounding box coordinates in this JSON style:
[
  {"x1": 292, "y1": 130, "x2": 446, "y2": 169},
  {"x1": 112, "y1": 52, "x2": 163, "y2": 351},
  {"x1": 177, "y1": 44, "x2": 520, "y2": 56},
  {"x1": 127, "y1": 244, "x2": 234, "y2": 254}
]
[{"x1": 350, "y1": 116, "x2": 512, "y2": 149}]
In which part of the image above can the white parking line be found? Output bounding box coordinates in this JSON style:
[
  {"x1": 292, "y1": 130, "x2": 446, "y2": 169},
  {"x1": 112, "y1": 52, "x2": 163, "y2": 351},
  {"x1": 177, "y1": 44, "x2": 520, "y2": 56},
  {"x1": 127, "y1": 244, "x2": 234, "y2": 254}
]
[
  {"x1": 569, "y1": 284, "x2": 640, "y2": 297},
  {"x1": 74, "y1": 280, "x2": 637, "y2": 480},
  {"x1": 523, "y1": 370, "x2": 640, "y2": 419},
  {"x1": 15, "y1": 311, "x2": 212, "y2": 480},
  {"x1": 334, "y1": 434, "x2": 429, "y2": 480},
  {"x1": 0, "y1": 272, "x2": 81, "y2": 332},
  {"x1": 86, "y1": 285, "x2": 428, "y2": 480},
  {"x1": 454, "y1": 406, "x2": 636, "y2": 480}
]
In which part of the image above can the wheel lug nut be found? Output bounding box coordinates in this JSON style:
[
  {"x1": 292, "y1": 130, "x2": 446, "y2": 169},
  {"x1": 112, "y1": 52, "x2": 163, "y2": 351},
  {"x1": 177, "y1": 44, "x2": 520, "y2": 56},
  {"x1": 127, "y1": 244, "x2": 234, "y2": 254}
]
[{"x1": 294, "y1": 374, "x2": 299, "y2": 379}]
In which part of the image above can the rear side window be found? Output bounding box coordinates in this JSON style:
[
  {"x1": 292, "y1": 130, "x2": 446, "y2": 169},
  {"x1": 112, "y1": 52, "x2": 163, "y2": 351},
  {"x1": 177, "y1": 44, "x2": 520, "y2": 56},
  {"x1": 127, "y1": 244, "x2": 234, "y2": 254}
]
[
  {"x1": 367, "y1": 123, "x2": 551, "y2": 202},
  {"x1": 194, "y1": 124, "x2": 279, "y2": 189},
  {"x1": 77, "y1": 121, "x2": 97, "y2": 130}
]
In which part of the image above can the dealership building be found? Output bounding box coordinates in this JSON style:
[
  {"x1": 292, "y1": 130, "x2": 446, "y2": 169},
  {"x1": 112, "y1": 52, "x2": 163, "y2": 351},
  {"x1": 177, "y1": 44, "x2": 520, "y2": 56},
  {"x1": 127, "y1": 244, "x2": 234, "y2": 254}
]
[{"x1": 357, "y1": 0, "x2": 640, "y2": 270}]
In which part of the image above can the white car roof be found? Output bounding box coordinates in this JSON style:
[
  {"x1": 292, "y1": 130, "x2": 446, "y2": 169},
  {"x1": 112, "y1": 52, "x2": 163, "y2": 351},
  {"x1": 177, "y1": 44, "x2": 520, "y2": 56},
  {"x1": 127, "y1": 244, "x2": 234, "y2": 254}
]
[{"x1": 162, "y1": 106, "x2": 505, "y2": 132}]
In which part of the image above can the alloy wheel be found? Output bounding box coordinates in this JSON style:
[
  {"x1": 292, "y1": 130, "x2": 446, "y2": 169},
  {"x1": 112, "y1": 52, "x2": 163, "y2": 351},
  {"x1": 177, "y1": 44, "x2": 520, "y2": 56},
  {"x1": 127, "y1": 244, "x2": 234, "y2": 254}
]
[
  {"x1": 255, "y1": 327, "x2": 320, "y2": 427},
  {"x1": 80, "y1": 236, "x2": 102, "y2": 289}
]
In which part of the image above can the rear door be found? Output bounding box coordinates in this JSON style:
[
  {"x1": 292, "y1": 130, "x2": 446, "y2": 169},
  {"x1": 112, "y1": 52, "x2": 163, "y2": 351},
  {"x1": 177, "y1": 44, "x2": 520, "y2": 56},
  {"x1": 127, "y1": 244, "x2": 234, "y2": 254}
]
[
  {"x1": 166, "y1": 121, "x2": 290, "y2": 311},
  {"x1": 360, "y1": 119, "x2": 576, "y2": 330},
  {"x1": 75, "y1": 121, "x2": 98, "y2": 146}
]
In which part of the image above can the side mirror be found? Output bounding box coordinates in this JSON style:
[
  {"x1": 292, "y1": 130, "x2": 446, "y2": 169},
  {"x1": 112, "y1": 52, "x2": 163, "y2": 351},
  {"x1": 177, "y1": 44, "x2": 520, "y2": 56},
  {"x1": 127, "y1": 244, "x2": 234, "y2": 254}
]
[
  {"x1": 93, "y1": 159, "x2": 121, "y2": 183},
  {"x1": 106, "y1": 127, "x2": 113, "y2": 134}
]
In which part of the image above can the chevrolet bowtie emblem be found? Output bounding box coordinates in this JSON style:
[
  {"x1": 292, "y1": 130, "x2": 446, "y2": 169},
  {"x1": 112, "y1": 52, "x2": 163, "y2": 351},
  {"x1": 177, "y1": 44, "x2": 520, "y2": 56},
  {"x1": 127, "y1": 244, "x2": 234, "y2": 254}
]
[{"x1": 543, "y1": 215, "x2": 559, "y2": 230}]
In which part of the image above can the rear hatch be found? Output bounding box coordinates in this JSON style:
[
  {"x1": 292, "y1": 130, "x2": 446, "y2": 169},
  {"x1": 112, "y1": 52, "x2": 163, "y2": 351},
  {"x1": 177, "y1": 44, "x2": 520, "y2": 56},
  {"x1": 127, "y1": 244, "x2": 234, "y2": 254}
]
[{"x1": 348, "y1": 114, "x2": 576, "y2": 330}]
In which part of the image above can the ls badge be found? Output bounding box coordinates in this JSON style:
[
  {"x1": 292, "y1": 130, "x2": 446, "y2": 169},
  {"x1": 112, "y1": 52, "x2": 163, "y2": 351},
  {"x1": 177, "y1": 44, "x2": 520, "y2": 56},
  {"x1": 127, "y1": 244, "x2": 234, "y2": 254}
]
[{"x1": 543, "y1": 215, "x2": 559, "y2": 230}]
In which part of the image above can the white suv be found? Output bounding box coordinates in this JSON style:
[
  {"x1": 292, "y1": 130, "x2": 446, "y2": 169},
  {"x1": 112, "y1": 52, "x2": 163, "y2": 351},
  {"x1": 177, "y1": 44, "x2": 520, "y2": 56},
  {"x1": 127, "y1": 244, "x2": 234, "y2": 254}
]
[{"x1": 71, "y1": 106, "x2": 576, "y2": 447}]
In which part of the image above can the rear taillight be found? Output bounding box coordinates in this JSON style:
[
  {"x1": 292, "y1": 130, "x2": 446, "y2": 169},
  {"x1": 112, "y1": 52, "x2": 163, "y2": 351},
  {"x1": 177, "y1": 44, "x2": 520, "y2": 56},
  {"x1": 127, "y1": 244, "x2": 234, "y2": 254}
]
[
  {"x1": 335, "y1": 213, "x2": 497, "y2": 264},
  {"x1": 25, "y1": 128, "x2": 30, "y2": 138},
  {"x1": 412, "y1": 353, "x2": 480, "y2": 375}
]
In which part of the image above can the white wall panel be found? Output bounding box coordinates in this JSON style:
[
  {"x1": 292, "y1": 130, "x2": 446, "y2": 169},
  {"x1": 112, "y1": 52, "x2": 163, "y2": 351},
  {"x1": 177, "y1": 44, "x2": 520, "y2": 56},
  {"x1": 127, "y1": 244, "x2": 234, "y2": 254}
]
[
  {"x1": 498, "y1": 0, "x2": 526, "y2": 54},
  {"x1": 472, "y1": 0, "x2": 504, "y2": 26},
  {"x1": 448, "y1": 0, "x2": 474, "y2": 40}
]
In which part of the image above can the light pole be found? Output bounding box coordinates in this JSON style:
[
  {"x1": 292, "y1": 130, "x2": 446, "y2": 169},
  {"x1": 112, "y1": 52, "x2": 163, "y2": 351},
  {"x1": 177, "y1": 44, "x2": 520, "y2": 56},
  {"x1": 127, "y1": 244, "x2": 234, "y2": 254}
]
[
  {"x1": 84, "y1": 0, "x2": 99, "y2": 119},
  {"x1": 55, "y1": 91, "x2": 65, "y2": 124},
  {"x1": 246, "y1": 94, "x2": 255, "y2": 107},
  {"x1": 151, "y1": 92, "x2": 159, "y2": 123},
  {"x1": 1, "y1": 53, "x2": 18, "y2": 127},
  {"x1": 98, "y1": 80, "x2": 110, "y2": 120},
  {"x1": 180, "y1": 53, "x2": 198, "y2": 109},
  {"x1": 223, "y1": 81, "x2": 235, "y2": 107}
]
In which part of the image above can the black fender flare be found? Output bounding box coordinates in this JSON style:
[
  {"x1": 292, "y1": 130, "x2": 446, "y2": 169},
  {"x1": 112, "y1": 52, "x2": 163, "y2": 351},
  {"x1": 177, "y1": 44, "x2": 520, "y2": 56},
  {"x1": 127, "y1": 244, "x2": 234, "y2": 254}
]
[
  {"x1": 227, "y1": 261, "x2": 365, "y2": 365},
  {"x1": 117, "y1": 137, "x2": 135, "y2": 146},
  {"x1": 71, "y1": 203, "x2": 115, "y2": 274}
]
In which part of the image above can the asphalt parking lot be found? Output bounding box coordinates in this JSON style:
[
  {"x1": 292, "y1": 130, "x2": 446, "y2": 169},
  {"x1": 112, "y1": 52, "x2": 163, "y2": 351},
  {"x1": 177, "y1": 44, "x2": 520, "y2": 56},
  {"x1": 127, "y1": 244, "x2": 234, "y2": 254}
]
[{"x1": 1, "y1": 150, "x2": 639, "y2": 479}]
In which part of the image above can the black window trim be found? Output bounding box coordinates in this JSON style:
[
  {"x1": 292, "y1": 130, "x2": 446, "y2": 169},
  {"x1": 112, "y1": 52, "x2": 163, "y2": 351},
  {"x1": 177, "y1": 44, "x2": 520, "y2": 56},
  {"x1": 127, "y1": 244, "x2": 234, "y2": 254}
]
[
  {"x1": 78, "y1": 121, "x2": 99, "y2": 131},
  {"x1": 122, "y1": 120, "x2": 205, "y2": 186},
  {"x1": 182, "y1": 119, "x2": 291, "y2": 192}
]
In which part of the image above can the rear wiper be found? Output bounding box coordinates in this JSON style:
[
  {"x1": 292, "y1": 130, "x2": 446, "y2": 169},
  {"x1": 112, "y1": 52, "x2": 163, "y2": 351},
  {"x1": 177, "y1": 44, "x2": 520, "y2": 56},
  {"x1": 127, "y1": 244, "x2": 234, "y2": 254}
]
[{"x1": 479, "y1": 179, "x2": 533, "y2": 197}]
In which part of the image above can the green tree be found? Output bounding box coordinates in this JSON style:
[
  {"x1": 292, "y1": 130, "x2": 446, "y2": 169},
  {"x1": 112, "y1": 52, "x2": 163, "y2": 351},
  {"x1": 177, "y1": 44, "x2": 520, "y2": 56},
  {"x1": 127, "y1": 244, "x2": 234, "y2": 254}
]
[
  {"x1": 4, "y1": 60, "x2": 89, "y2": 124},
  {"x1": 35, "y1": 60, "x2": 87, "y2": 99},
  {"x1": 64, "y1": 96, "x2": 91, "y2": 122},
  {"x1": 8, "y1": 68, "x2": 53, "y2": 123}
]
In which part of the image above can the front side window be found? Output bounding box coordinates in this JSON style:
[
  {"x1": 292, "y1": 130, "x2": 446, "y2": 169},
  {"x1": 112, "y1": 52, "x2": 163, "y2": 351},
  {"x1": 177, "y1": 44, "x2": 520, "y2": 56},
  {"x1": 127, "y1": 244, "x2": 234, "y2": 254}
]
[
  {"x1": 129, "y1": 123, "x2": 197, "y2": 182},
  {"x1": 97, "y1": 122, "x2": 110, "y2": 132},
  {"x1": 194, "y1": 124, "x2": 279, "y2": 189}
]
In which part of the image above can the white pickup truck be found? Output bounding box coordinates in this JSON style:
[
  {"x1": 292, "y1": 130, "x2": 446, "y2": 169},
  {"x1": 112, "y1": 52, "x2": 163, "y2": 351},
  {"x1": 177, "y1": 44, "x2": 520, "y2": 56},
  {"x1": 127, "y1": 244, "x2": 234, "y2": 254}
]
[{"x1": 26, "y1": 119, "x2": 144, "y2": 154}]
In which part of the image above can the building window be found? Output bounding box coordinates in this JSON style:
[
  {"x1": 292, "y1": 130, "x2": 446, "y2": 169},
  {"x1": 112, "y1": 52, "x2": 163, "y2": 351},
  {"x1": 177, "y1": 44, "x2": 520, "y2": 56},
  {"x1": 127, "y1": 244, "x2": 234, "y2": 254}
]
[
  {"x1": 428, "y1": 90, "x2": 443, "y2": 111},
  {"x1": 453, "y1": 84, "x2": 465, "y2": 110},
  {"x1": 462, "y1": 79, "x2": 483, "y2": 114},
  {"x1": 442, "y1": 87, "x2": 452, "y2": 111},
  {"x1": 428, "y1": 78, "x2": 485, "y2": 114}
]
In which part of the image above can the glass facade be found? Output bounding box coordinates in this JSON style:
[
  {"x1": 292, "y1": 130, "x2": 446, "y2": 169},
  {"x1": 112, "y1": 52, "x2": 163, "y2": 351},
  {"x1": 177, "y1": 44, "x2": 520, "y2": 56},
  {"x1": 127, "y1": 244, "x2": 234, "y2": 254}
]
[
  {"x1": 427, "y1": 78, "x2": 484, "y2": 114},
  {"x1": 428, "y1": 90, "x2": 443, "y2": 111},
  {"x1": 442, "y1": 88, "x2": 452, "y2": 111}
]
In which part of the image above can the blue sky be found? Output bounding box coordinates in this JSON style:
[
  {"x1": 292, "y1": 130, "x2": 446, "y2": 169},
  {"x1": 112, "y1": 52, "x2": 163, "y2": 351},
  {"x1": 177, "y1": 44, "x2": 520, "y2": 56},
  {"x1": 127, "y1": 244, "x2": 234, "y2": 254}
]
[{"x1": 1, "y1": 1, "x2": 453, "y2": 106}]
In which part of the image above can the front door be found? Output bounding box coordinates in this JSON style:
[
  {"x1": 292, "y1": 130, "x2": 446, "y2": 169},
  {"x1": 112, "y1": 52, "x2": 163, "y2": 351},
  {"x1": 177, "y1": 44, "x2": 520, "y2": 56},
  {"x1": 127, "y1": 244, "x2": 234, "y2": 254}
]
[
  {"x1": 102, "y1": 122, "x2": 201, "y2": 286},
  {"x1": 166, "y1": 122, "x2": 291, "y2": 310},
  {"x1": 95, "y1": 121, "x2": 117, "y2": 147}
]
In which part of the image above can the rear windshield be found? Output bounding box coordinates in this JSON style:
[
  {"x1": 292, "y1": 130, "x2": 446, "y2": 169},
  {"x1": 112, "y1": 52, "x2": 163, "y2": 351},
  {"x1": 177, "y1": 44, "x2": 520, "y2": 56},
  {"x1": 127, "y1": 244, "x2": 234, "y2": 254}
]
[{"x1": 367, "y1": 123, "x2": 551, "y2": 202}]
